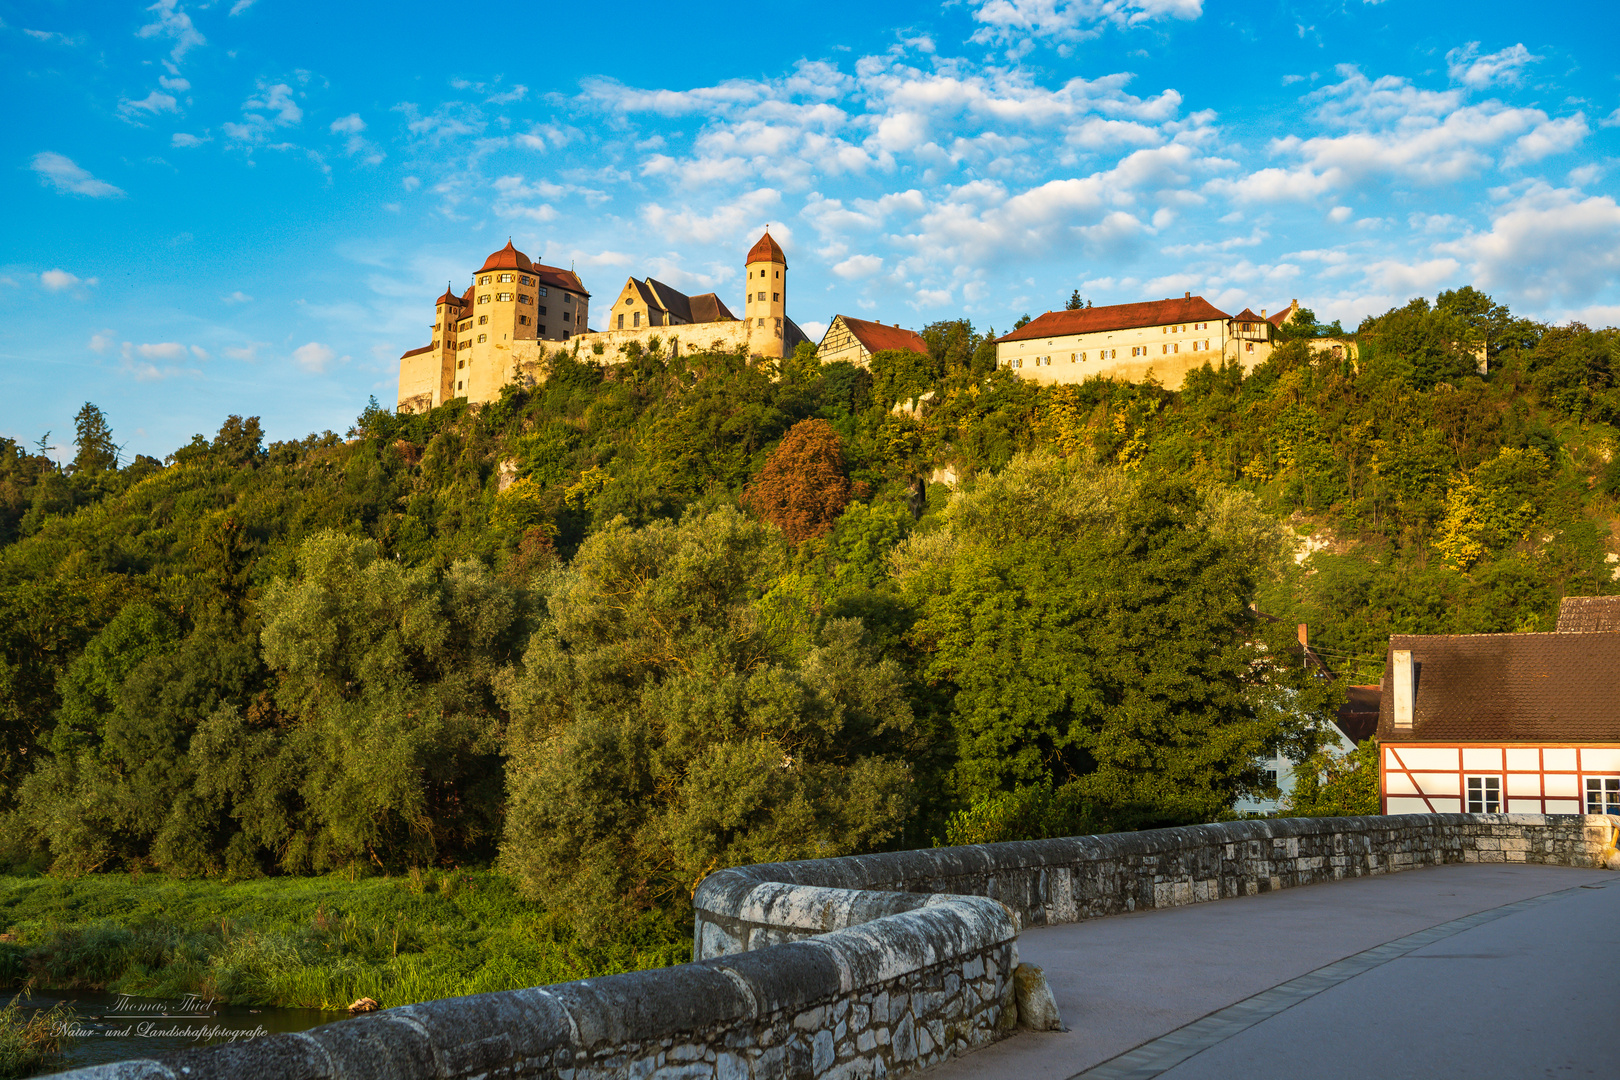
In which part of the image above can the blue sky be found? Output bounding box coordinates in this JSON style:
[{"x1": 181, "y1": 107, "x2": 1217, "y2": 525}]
[{"x1": 5, "y1": 0, "x2": 1619, "y2": 461}]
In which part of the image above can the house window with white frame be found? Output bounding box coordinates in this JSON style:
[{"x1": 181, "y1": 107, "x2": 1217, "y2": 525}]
[
  {"x1": 1466, "y1": 775, "x2": 1501, "y2": 813},
  {"x1": 1586, "y1": 777, "x2": 1620, "y2": 814}
]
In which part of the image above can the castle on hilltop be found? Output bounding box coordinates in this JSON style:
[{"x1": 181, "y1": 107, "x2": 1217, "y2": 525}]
[{"x1": 397, "y1": 232, "x2": 808, "y2": 413}]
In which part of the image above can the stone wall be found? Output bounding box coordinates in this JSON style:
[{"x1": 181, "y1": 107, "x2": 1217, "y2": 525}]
[
  {"x1": 53, "y1": 815, "x2": 1616, "y2": 1080},
  {"x1": 693, "y1": 814, "x2": 1619, "y2": 957}
]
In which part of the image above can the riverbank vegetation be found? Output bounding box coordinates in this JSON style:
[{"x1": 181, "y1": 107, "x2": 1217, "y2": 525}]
[
  {"x1": 0, "y1": 286, "x2": 1614, "y2": 996},
  {"x1": 0, "y1": 870, "x2": 686, "y2": 1010}
]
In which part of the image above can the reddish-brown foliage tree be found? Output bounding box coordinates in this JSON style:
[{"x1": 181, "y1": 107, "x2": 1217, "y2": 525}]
[{"x1": 743, "y1": 418, "x2": 852, "y2": 543}]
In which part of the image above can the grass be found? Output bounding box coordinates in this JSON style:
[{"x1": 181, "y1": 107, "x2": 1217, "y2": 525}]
[
  {"x1": 0, "y1": 870, "x2": 689, "y2": 1011},
  {"x1": 0, "y1": 986, "x2": 73, "y2": 1079}
]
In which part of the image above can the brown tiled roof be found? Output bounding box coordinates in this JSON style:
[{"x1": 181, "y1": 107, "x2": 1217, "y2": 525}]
[
  {"x1": 837, "y1": 315, "x2": 929, "y2": 356},
  {"x1": 645, "y1": 278, "x2": 694, "y2": 324},
  {"x1": 998, "y1": 296, "x2": 1231, "y2": 343},
  {"x1": 1267, "y1": 303, "x2": 1296, "y2": 327},
  {"x1": 533, "y1": 262, "x2": 587, "y2": 296},
  {"x1": 480, "y1": 240, "x2": 533, "y2": 273},
  {"x1": 1378, "y1": 633, "x2": 1620, "y2": 742},
  {"x1": 1336, "y1": 685, "x2": 1381, "y2": 745},
  {"x1": 1232, "y1": 308, "x2": 1263, "y2": 322},
  {"x1": 689, "y1": 293, "x2": 737, "y2": 323},
  {"x1": 1556, "y1": 596, "x2": 1620, "y2": 633},
  {"x1": 400, "y1": 344, "x2": 435, "y2": 359},
  {"x1": 747, "y1": 231, "x2": 787, "y2": 267}
]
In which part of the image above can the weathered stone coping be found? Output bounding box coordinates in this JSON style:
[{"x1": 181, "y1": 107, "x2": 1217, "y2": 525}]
[{"x1": 51, "y1": 814, "x2": 1617, "y2": 1079}]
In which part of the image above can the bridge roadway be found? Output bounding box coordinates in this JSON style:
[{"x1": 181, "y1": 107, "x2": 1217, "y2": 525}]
[{"x1": 929, "y1": 862, "x2": 1620, "y2": 1080}]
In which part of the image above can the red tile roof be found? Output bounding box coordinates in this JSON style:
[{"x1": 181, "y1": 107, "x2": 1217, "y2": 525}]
[
  {"x1": 1557, "y1": 596, "x2": 1620, "y2": 633},
  {"x1": 746, "y1": 231, "x2": 787, "y2": 267},
  {"x1": 997, "y1": 296, "x2": 1231, "y2": 343},
  {"x1": 1378, "y1": 632, "x2": 1620, "y2": 742},
  {"x1": 480, "y1": 240, "x2": 533, "y2": 273},
  {"x1": 689, "y1": 292, "x2": 737, "y2": 323},
  {"x1": 835, "y1": 315, "x2": 929, "y2": 356},
  {"x1": 1336, "y1": 685, "x2": 1381, "y2": 745},
  {"x1": 532, "y1": 262, "x2": 587, "y2": 296},
  {"x1": 1232, "y1": 308, "x2": 1263, "y2": 322},
  {"x1": 400, "y1": 344, "x2": 435, "y2": 359}
]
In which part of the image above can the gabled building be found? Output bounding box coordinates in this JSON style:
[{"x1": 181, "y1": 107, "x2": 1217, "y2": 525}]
[
  {"x1": 994, "y1": 294, "x2": 1270, "y2": 390},
  {"x1": 815, "y1": 315, "x2": 929, "y2": 366},
  {"x1": 606, "y1": 277, "x2": 737, "y2": 331},
  {"x1": 1378, "y1": 621, "x2": 1620, "y2": 815}
]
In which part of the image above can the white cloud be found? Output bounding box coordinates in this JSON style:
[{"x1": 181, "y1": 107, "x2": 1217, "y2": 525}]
[
  {"x1": 1439, "y1": 183, "x2": 1620, "y2": 306},
  {"x1": 800, "y1": 320, "x2": 828, "y2": 342},
  {"x1": 969, "y1": 0, "x2": 1203, "y2": 53},
  {"x1": 487, "y1": 85, "x2": 528, "y2": 105},
  {"x1": 245, "y1": 83, "x2": 302, "y2": 125},
  {"x1": 41, "y1": 269, "x2": 97, "y2": 291},
  {"x1": 120, "y1": 90, "x2": 179, "y2": 116},
  {"x1": 229, "y1": 0, "x2": 257, "y2": 13},
  {"x1": 224, "y1": 344, "x2": 262, "y2": 361},
  {"x1": 30, "y1": 152, "x2": 125, "y2": 198},
  {"x1": 1446, "y1": 42, "x2": 1539, "y2": 89},
  {"x1": 1328, "y1": 205, "x2": 1353, "y2": 223},
  {"x1": 171, "y1": 132, "x2": 206, "y2": 147},
  {"x1": 25, "y1": 29, "x2": 84, "y2": 45},
  {"x1": 137, "y1": 0, "x2": 205, "y2": 62},
  {"x1": 1359, "y1": 257, "x2": 1461, "y2": 294},
  {"x1": 293, "y1": 342, "x2": 337, "y2": 373},
  {"x1": 642, "y1": 190, "x2": 785, "y2": 246},
  {"x1": 88, "y1": 330, "x2": 116, "y2": 353},
  {"x1": 191, "y1": 345, "x2": 209, "y2": 359},
  {"x1": 222, "y1": 291, "x2": 252, "y2": 303},
  {"x1": 330, "y1": 113, "x2": 365, "y2": 134},
  {"x1": 1503, "y1": 114, "x2": 1588, "y2": 167},
  {"x1": 136, "y1": 342, "x2": 188, "y2": 360},
  {"x1": 832, "y1": 254, "x2": 884, "y2": 279},
  {"x1": 159, "y1": 75, "x2": 190, "y2": 92}
]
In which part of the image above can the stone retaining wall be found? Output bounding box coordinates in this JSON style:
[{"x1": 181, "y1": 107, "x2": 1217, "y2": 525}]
[{"x1": 54, "y1": 815, "x2": 1617, "y2": 1080}]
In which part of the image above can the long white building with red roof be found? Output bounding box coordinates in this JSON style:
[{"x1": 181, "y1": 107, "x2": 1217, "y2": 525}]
[{"x1": 995, "y1": 295, "x2": 1300, "y2": 390}]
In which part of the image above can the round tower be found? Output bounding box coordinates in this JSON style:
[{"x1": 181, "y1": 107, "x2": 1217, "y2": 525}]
[{"x1": 744, "y1": 230, "x2": 787, "y2": 358}]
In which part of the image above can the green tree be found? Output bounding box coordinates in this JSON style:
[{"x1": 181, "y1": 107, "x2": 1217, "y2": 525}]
[
  {"x1": 70, "y1": 403, "x2": 119, "y2": 476},
  {"x1": 1065, "y1": 290, "x2": 1088, "y2": 311},
  {"x1": 498, "y1": 507, "x2": 916, "y2": 937},
  {"x1": 897, "y1": 454, "x2": 1339, "y2": 826},
  {"x1": 1286, "y1": 738, "x2": 1380, "y2": 817}
]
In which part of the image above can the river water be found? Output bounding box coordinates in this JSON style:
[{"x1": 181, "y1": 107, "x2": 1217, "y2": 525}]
[{"x1": 8, "y1": 988, "x2": 348, "y2": 1072}]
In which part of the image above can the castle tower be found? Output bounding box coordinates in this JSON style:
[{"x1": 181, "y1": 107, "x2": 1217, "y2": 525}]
[
  {"x1": 433, "y1": 286, "x2": 461, "y2": 405},
  {"x1": 466, "y1": 240, "x2": 539, "y2": 401},
  {"x1": 744, "y1": 230, "x2": 788, "y2": 359}
]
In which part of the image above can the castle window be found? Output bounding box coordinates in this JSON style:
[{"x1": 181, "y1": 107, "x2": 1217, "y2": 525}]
[
  {"x1": 625, "y1": 297, "x2": 634, "y2": 305},
  {"x1": 563, "y1": 294, "x2": 572, "y2": 303},
  {"x1": 498, "y1": 292, "x2": 513, "y2": 302},
  {"x1": 775, "y1": 271, "x2": 779, "y2": 278},
  {"x1": 757, "y1": 318, "x2": 765, "y2": 327},
  {"x1": 519, "y1": 315, "x2": 530, "y2": 326},
  {"x1": 458, "y1": 360, "x2": 464, "y2": 369},
  {"x1": 618, "y1": 314, "x2": 624, "y2": 329},
  {"x1": 757, "y1": 291, "x2": 766, "y2": 301},
  {"x1": 518, "y1": 294, "x2": 530, "y2": 305},
  {"x1": 772, "y1": 293, "x2": 779, "y2": 302},
  {"x1": 478, "y1": 334, "x2": 487, "y2": 343},
  {"x1": 1246, "y1": 342, "x2": 1254, "y2": 352},
  {"x1": 479, "y1": 295, "x2": 490, "y2": 304},
  {"x1": 562, "y1": 312, "x2": 571, "y2": 322},
  {"x1": 537, "y1": 287, "x2": 548, "y2": 297},
  {"x1": 538, "y1": 325, "x2": 546, "y2": 334},
  {"x1": 499, "y1": 273, "x2": 513, "y2": 282},
  {"x1": 460, "y1": 339, "x2": 470, "y2": 349},
  {"x1": 634, "y1": 312, "x2": 641, "y2": 327},
  {"x1": 538, "y1": 306, "x2": 547, "y2": 316},
  {"x1": 458, "y1": 381, "x2": 463, "y2": 390},
  {"x1": 519, "y1": 275, "x2": 531, "y2": 286},
  {"x1": 479, "y1": 276, "x2": 491, "y2": 285},
  {"x1": 479, "y1": 316, "x2": 488, "y2": 325}
]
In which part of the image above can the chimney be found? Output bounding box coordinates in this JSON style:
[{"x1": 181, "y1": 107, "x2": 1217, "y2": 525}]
[
  {"x1": 1297, "y1": 623, "x2": 1308, "y2": 648},
  {"x1": 1392, "y1": 649, "x2": 1414, "y2": 730},
  {"x1": 1184, "y1": 291, "x2": 1190, "y2": 299},
  {"x1": 1291, "y1": 299, "x2": 1298, "y2": 309},
  {"x1": 1261, "y1": 309, "x2": 1267, "y2": 318}
]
